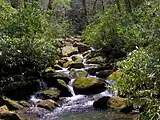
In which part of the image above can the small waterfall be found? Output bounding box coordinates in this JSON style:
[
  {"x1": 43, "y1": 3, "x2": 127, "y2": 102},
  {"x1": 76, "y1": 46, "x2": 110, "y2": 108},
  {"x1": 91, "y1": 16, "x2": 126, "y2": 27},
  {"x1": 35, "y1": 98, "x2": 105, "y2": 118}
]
[{"x1": 67, "y1": 85, "x2": 75, "y2": 96}]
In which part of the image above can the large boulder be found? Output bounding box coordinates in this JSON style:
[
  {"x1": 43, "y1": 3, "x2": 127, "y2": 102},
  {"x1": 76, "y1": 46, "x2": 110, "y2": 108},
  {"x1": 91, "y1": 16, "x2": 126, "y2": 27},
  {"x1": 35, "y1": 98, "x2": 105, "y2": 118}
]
[
  {"x1": 36, "y1": 99, "x2": 59, "y2": 111},
  {"x1": 43, "y1": 72, "x2": 71, "y2": 87},
  {"x1": 37, "y1": 89, "x2": 60, "y2": 101},
  {"x1": 0, "y1": 96, "x2": 23, "y2": 110},
  {"x1": 93, "y1": 96, "x2": 133, "y2": 113},
  {"x1": 0, "y1": 105, "x2": 21, "y2": 120},
  {"x1": 73, "y1": 42, "x2": 89, "y2": 53},
  {"x1": 86, "y1": 56, "x2": 105, "y2": 64},
  {"x1": 73, "y1": 77, "x2": 106, "y2": 95},
  {"x1": 62, "y1": 46, "x2": 78, "y2": 57}
]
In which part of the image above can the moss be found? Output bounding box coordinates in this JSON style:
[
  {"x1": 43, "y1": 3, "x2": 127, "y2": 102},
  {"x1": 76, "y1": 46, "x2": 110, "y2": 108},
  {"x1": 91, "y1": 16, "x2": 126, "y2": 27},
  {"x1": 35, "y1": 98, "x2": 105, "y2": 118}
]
[
  {"x1": 74, "y1": 77, "x2": 100, "y2": 88},
  {"x1": 42, "y1": 89, "x2": 60, "y2": 97},
  {"x1": 18, "y1": 101, "x2": 31, "y2": 107},
  {"x1": 37, "y1": 99, "x2": 58, "y2": 111},
  {"x1": 86, "y1": 56, "x2": 105, "y2": 64},
  {"x1": 76, "y1": 71, "x2": 88, "y2": 77},
  {"x1": 0, "y1": 96, "x2": 23, "y2": 110},
  {"x1": 108, "y1": 70, "x2": 121, "y2": 81},
  {"x1": 63, "y1": 60, "x2": 73, "y2": 68},
  {"x1": 108, "y1": 96, "x2": 127, "y2": 109},
  {"x1": 57, "y1": 79, "x2": 67, "y2": 87},
  {"x1": 45, "y1": 67, "x2": 55, "y2": 73},
  {"x1": 0, "y1": 105, "x2": 9, "y2": 112}
]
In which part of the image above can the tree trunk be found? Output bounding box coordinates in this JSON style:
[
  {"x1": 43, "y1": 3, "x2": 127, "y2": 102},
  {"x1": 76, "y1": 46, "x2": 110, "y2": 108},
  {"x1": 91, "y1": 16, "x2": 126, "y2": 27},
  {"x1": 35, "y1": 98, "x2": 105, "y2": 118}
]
[
  {"x1": 82, "y1": 0, "x2": 89, "y2": 25},
  {"x1": 40, "y1": 0, "x2": 49, "y2": 10}
]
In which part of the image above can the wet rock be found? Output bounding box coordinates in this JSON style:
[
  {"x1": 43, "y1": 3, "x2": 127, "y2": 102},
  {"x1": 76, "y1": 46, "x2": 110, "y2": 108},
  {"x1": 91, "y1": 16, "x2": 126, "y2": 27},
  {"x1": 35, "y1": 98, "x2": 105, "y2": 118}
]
[
  {"x1": 36, "y1": 99, "x2": 59, "y2": 111},
  {"x1": 93, "y1": 96, "x2": 111, "y2": 109},
  {"x1": 87, "y1": 65, "x2": 113, "y2": 75},
  {"x1": 62, "y1": 46, "x2": 78, "y2": 57},
  {"x1": 63, "y1": 60, "x2": 73, "y2": 68},
  {"x1": 0, "y1": 105, "x2": 9, "y2": 112},
  {"x1": 0, "y1": 112, "x2": 21, "y2": 120},
  {"x1": 73, "y1": 77, "x2": 106, "y2": 95},
  {"x1": 18, "y1": 101, "x2": 31, "y2": 107},
  {"x1": 86, "y1": 56, "x2": 105, "y2": 64},
  {"x1": 85, "y1": 51, "x2": 101, "y2": 59},
  {"x1": 93, "y1": 96, "x2": 133, "y2": 113},
  {"x1": 43, "y1": 72, "x2": 70, "y2": 86},
  {"x1": 73, "y1": 42, "x2": 89, "y2": 53},
  {"x1": 57, "y1": 79, "x2": 72, "y2": 97},
  {"x1": 0, "y1": 96, "x2": 23, "y2": 110},
  {"x1": 57, "y1": 58, "x2": 68, "y2": 67},
  {"x1": 37, "y1": 89, "x2": 60, "y2": 101},
  {"x1": 96, "y1": 70, "x2": 113, "y2": 78},
  {"x1": 54, "y1": 64, "x2": 63, "y2": 70},
  {"x1": 0, "y1": 105, "x2": 21, "y2": 120},
  {"x1": 69, "y1": 69, "x2": 88, "y2": 79},
  {"x1": 71, "y1": 55, "x2": 83, "y2": 63},
  {"x1": 108, "y1": 96, "x2": 133, "y2": 113},
  {"x1": 82, "y1": 50, "x2": 90, "y2": 57},
  {"x1": 69, "y1": 63, "x2": 85, "y2": 69}
]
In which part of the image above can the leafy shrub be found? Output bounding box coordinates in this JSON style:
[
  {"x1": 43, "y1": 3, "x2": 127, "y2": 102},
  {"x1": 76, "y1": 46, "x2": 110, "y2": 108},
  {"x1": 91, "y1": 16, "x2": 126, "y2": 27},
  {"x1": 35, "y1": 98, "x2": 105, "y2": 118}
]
[
  {"x1": 83, "y1": 0, "x2": 159, "y2": 53},
  {"x1": 0, "y1": 1, "x2": 57, "y2": 93}
]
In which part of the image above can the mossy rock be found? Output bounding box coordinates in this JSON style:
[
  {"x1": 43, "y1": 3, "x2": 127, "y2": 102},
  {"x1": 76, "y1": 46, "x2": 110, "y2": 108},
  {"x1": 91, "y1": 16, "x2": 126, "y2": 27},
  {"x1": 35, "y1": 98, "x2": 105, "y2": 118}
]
[
  {"x1": 37, "y1": 89, "x2": 60, "y2": 101},
  {"x1": 73, "y1": 77, "x2": 106, "y2": 95},
  {"x1": 108, "y1": 96, "x2": 133, "y2": 113},
  {"x1": 0, "y1": 96, "x2": 23, "y2": 111},
  {"x1": 0, "y1": 111, "x2": 21, "y2": 120},
  {"x1": 73, "y1": 42, "x2": 89, "y2": 53},
  {"x1": 82, "y1": 50, "x2": 90, "y2": 57},
  {"x1": 18, "y1": 101, "x2": 31, "y2": 107},
  {"x1": 69, "y1": 69, "x2": 88, "y2": 79},
  {"x1": 86, "y1": 56, "x2": 105, "y2": 64},
  {"x1": 36, "y1": 99, "x2": 59, "y2": 111},
  {"x1": 71, "y1": 55, "x2": 83, "y2": 63},
  {"x1": 0, "y1": 105, "x2": 9, "y2": 112},
  {"x1": 62, "y1": 46, "x2": 78, "y2": 57},
  {"x1": 57, "y1": 79, "x2": 72, "y2": 97},
  {"x1": 93, "y1": 96, "x2": 133, "y2": 113},
  {"x1": 54, "y1": 64, "x2": 63, "y2": 70},
  {"x1": 43, "y1": 72, "x2": 70, "y2": 87},
  {"x1": 63, "y1": 60, "x2": 73, "y2": 68},
  {"x1": 108, "y1": 70, "x2": 121, "y2": 81},
  {"x1": 57, "y1": 58, "x2": 68, "y2": 66}
]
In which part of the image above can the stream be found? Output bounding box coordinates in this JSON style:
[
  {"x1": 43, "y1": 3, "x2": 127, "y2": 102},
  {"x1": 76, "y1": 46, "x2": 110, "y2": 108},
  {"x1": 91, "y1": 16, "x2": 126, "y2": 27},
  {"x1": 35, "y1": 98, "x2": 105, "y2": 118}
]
[{"x1": 28, "y1": 48, "x2": 138, "y2": 120}]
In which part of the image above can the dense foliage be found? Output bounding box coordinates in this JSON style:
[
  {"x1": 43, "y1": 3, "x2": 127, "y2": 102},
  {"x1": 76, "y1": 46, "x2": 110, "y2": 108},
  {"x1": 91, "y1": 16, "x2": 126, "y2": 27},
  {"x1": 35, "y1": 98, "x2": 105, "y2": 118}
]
[
  {"x1": 83, "y1": 0, "x2": 160, "y2": 119},
  {"x1": 0, "y1": 1, "x2": 72, "y2": 93}
]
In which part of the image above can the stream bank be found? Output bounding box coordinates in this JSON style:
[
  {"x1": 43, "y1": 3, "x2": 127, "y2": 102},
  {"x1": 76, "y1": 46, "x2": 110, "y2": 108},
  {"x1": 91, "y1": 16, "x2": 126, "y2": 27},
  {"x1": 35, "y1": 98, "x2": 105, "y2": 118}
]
[{"x1": 0, "y1": 36, "x2": 140, "y2": 120}]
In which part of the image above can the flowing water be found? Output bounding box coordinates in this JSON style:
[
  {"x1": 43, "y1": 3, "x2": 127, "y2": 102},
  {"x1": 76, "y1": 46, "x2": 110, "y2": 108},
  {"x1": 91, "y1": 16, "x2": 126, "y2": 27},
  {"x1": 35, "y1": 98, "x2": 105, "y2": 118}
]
[{"x1": 29, "y1": 49, "x2": 138, "y2": 120}]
